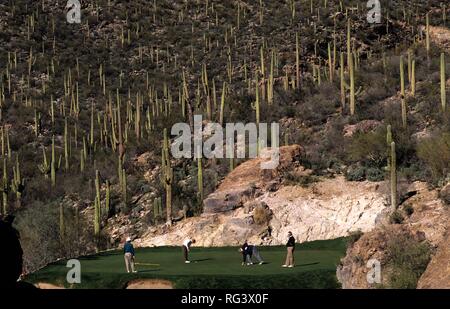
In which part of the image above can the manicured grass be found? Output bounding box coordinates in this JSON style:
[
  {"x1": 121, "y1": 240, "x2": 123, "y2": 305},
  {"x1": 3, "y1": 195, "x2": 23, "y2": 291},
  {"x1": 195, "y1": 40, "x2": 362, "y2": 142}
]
[{"x1": 27, "y1": 238, "x2": 348, "y2": 289}]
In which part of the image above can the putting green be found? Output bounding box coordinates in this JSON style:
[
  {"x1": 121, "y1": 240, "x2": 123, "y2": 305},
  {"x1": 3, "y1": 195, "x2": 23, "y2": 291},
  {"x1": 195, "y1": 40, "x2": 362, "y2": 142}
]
[{"x1": 27, "y1": 238, "x2": 348, "y2": 289}]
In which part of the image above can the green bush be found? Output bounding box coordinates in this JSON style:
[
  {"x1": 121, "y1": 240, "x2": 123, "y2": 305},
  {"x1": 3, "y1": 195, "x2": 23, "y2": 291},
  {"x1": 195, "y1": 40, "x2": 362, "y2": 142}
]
[
  {"x1": 345, "y1": 165, "x2": 366, "y2": 181},
  {"x1": 417, "y1": 132, "x2": 450, "y2": 184},
  {"x1": 346, "y1": 129, "x2": 387, "y2": 168},
  {"x1": 366, "y1": 167, "x2": 385, "y2": 182},
  {"x1": 385, "y1": 233, "x2": 431, "y2": 289},
  {"x1": 347, "y1": 230, "x2": 363, "y2": 246}
]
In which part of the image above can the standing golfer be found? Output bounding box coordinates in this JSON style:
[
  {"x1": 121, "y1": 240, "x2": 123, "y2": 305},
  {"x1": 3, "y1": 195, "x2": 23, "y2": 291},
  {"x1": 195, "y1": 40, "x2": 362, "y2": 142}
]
[
  {"x1": 124, "y1": 237, "x2": 137, "y2": 273},
  {"x1": 282, "y1": 232, "x2": 295, "y2": 268},
  {"x1": 183, "y1": 238, "x2": 196, "y2": 263}
]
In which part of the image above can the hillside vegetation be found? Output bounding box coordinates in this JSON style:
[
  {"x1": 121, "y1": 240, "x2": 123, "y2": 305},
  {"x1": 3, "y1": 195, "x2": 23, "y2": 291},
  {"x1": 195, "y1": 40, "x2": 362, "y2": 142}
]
[{"x1": 0, "y1": 0, "x2": 448, "y2": 273}]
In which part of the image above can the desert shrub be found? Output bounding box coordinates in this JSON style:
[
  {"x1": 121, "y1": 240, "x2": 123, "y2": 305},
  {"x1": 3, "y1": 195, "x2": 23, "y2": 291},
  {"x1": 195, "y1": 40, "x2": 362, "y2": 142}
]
[
  {"x1": 385, "y1": 233, "x2": 431, "y2": 289},
  {"x1": 347, "y1": 230, "x2": 363, "y2": 247},
  {"x1": 345, "y1": 164, "x2": 366, "y2": 181},
  {"x1": 389, "y1": 210, "x2": 404, "y2": 224},
  {"x1": 253, "y1": 203, "x2": 272, "y2": 225},
  {"x1": 346, "y1": 129, "x2": 387, "y2": 168},
  {"x1": 14, "y1": 200, "x2": 98, "y2": 273},
  {"x1": 296, "y1": 83, "x2": 339, "y2": 126},
  {"x1": 284, "y1": 172, "x2": 318, "y2": 187},
  {"x1": 366, "y1": 167, "x2": 385, "y2": 182},
  {"x1": 417, "y1": 132, "x2": 450, "y2": 184}
]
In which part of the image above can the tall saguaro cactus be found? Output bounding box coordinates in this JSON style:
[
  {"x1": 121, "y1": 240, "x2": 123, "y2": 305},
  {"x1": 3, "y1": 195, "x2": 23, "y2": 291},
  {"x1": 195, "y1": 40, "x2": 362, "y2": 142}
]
[
  {"x1": 340, "y1": 52, "x2": 345, "y2": 108},
  {"x1": 11, "y1": 156, "x2": 24, "y2": 207},
  {"x1": 441, "y1": 53, "x2": 447, "y2": 112},
  {"x1": 296, "y1": 33, "x2": 300, "y2": 89},
  {"x1": 390, "y1": 142, "x2": 397, "y2": 211},
  {"x1": 94, "y1": 170, "x2": 101, "y2": 237},
  {"x1": 425, "y1": 13, "x2": 430, "y2": 56},
  {"x1": 197, "y1": 155, "x2": 203, "y2": 205},
  {"x1": 400, "y1": 56, "x2": 407, "y2": 128},
  {"x1": 162, "y1": 128, "x2": 173, "y2": 225},
  {"x1": 2, "y1": 159, "x2": 8, "y2": 215},
  {"x1": 386, "y1": 124, "x2": 393, "y2": 170},
  {"x1": 51, "y1": 135, "x2": 56, "y2": 187},
  {"x1": 349, "y1": 54, "x2": 355, "y2": 115}
]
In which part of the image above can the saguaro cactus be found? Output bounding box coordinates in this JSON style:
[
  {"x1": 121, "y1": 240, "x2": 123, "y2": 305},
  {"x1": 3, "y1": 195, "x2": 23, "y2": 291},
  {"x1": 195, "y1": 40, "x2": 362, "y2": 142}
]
[
  {"x1": 94, "y1": 197, "x2": 100, "y2": 237},
  {"x1": 2, "y1": 159, "x2": 8, "y2": 215},
  {"x1": 197, "y1": 155, "x2": 203, "y2": 205},
  {"x1": 400, "y1": 56, "x2": 407, "y2": 128},
  {"x1": 64, "y1": 118, "x2": 69, "y2": 171},
  {"x1": 386, "y1": 124, "x2": 392, "y2": 170},
  {"x1": 425, "y1": 13, "x2": 430, "y2": 56},
  {"x1": 93, "y1": 172, "x2": 101, "y2": 238},
  {"x1": 153, "y1": 197, "x2": 161, "y2": 220},
  {"x1": 59, "y1": 203, "x2": 64, "y2": 243},
  {"x1": 162, "y1": 129, "x2": 173, "y2": 224},
  {"x1": 340, "y1": 52, "x2": 345, "y2": 108},
  {"x1": 11, "y1": 156, "x2": 24, "y2": 207},
  {"x1": 441, "y1": 53, "x2": 447, "y2": 112},
  {"x1": 105, "y1": 180, "x2": 110, "y2": 216},
  {"x1": 390, "y1": 141, "x2": 397, "y2": 211},
  {"x1": 296, "y1": 33, "x2": 300, "y2": 89},
  {"x1": 51, "y1": 135, "x2": 56, "y2": 187},
  {"x1": 411, "y1": 59, "x2": 416, "y2": 97},
  {"x1": 349, "y1": 54, "x2": 355, "y2": 115}
]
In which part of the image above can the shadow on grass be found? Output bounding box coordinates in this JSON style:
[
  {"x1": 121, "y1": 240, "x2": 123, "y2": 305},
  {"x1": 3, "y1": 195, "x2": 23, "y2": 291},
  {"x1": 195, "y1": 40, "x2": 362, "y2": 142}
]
[
  {"x1": 297, "y1": 262, "x2": 320, "y2": 267},
  {"x1": 135, "y1": 269, "x2": 162, "y2": 273},
  {"x1": 191, "y1": 258, "x2": 213, "y2": 263}
]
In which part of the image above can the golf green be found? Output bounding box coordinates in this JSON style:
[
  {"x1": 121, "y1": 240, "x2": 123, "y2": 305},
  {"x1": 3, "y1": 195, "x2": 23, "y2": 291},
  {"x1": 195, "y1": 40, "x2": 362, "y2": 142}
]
[{"x1": 27, "y1": 238, "x2": 348, "y2": 289}]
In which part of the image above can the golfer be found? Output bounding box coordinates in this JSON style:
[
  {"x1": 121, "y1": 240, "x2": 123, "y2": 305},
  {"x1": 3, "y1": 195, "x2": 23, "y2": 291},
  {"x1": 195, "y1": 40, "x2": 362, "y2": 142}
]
[
  {"x1": 282, "y1": 231, "x2": 295, "y2": 268},
  {"x1": 124, "y1": 237, "x2": 137, "y2": 273},
  {"x1": 240, "y1": 241, "x2": 264, "y2": 265},
  {"x1": 183, "y1": 238, "x2": 196, "y2": 263}
]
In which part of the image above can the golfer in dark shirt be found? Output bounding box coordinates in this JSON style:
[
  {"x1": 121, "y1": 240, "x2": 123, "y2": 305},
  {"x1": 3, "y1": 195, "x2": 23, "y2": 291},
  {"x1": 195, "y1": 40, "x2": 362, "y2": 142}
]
[
  {"x1": 124, "y1": 237, "x2": 137, "y2": 273},
  {"x1": 240, "y1": 241, "x2": 264, "y2": 265},
  {"x1": 282, "y1": 232, "x2": 295, "y2": 268}
]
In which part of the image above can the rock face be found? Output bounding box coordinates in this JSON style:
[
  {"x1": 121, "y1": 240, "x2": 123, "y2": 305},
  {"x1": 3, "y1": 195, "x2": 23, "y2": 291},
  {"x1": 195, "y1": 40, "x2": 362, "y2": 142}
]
[
  {"x1": 343, "y1": 120, "x2": 382, "y2": 137},
  {"x1": 337, "y1": 182, "x2": 450, "y2": 289},
  {"x1": 203, "y1": 145, "x2": 302, "y2": 214},
  {"x1": 417, "y1": 232, "x2": 450, "y2": 289},
  {"x1": 135, "y1": 145, "x2": 389, "y2": 248},
  {"x1": 263, "y1": 177, "x2": 388, "y2": 244}
]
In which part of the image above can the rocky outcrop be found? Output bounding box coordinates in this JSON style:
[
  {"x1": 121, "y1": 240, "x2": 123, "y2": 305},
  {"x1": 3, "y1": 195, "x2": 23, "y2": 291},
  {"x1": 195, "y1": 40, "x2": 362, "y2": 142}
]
[
  {"x1": 336, "y1": 224, "x2": 430, "y2": 289},
  {"x1": 337, "y1": 182, "x2": 450, "y2": 289},
  {"x1": 263, "y1": 177, "x2": 388, "y2": 244},
  {"x1": 343, "y1": 120, "x2": 382, "y2": 138},
  {"x1": 135, "y1": 145, "x2": 389, "y2": 247},
  {"x1": 203, "y1": 145, "x2": 302, "y2": 214},
  {"x1": 417, "y1": 232, "x2": 450, "y2": 289}
]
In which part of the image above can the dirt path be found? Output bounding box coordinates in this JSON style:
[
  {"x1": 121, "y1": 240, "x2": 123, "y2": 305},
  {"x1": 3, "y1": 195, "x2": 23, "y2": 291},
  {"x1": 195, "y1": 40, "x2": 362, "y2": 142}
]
[{"x1": 125, "y1": 279, "x2": 174, "y2": 289}]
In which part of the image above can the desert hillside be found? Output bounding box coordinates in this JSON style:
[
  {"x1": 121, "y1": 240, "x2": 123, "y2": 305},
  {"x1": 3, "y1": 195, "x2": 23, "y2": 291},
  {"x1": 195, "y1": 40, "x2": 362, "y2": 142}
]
[{"x1": 0, "y1": 0, "x2": 448, "y2": 289}]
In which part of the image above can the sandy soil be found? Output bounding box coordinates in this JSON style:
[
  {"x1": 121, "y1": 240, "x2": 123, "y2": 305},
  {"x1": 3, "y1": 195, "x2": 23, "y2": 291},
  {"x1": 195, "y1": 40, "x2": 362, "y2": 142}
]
[
  {"x1": 125, "y1": 279, "x2": 174, "y2": 289},
  {"x1": 35, "y1": 282, "x2": 65, "y2": 289}
]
